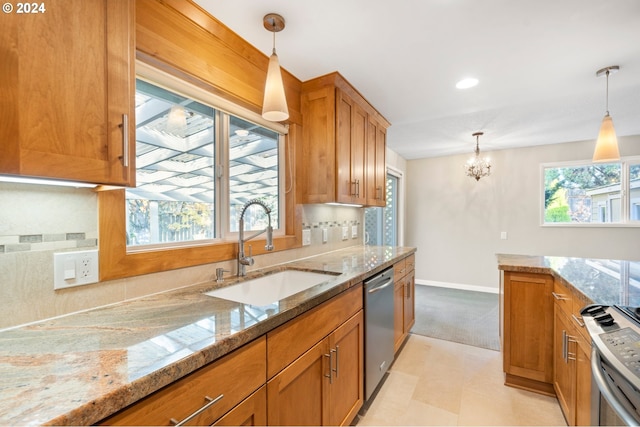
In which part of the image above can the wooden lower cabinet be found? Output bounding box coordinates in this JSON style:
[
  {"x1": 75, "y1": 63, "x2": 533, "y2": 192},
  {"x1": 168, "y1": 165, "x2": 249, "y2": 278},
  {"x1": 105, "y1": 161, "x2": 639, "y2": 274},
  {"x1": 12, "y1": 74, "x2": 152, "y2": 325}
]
[
  {"x1": 267, "y1": 310, "x2": 364, "y2": 426},
  {"x1": 553, "y1": 289, "x2": 592, "y2": 426},
  {"x1": 394, "y1": 255, "x2": 416, "y2": 353},
  {"x1": 502, "y1": 272, "x2": 555, "y2": 394},
  {"x1": 214, "y1": 386, "x2": 267, "y2": 426},
  {"x1": 554, "y1": 308, "x2": 576, "y2": 423}
]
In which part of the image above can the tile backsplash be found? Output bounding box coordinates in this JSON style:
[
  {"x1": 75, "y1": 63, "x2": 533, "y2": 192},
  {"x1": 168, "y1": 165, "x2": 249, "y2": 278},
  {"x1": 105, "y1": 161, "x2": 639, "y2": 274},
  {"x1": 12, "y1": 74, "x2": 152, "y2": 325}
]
[{"x1": 0, "y1": 182, "x2": 364, "y2": 329}]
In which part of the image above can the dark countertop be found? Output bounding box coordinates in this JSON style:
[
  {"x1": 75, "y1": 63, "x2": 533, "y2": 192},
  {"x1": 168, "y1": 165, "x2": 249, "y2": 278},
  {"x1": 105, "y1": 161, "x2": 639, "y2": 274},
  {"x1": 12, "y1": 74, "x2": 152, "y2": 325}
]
[
  {"x1": 496, "y1": 254, "x2": 640, "y2": 307},
  {"x1": 0, "y1": 245, "x2": 415, "y2": 426}
]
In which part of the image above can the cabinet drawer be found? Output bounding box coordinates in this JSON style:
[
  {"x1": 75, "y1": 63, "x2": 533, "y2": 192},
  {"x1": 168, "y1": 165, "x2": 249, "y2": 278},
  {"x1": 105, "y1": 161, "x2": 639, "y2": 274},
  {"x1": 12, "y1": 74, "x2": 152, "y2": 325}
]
[
  {"x1": 405, "y1": 254, "x2": 415, "y2": 273},
  {"x1": 267, "y1": 284, "x2": 363, "y2": 378},
  {"x1": 393, "y1": 259, "x2": 407, "y2": 283},
  {"x1": 552, "y1": 280, "x2": 573, "y2": 316},
  {"x1": 104, "y1": 337, "x2": 266, "y2": 426},
  {"x1": 571, "y1": 294, "x2": 592, "y2": 344}
]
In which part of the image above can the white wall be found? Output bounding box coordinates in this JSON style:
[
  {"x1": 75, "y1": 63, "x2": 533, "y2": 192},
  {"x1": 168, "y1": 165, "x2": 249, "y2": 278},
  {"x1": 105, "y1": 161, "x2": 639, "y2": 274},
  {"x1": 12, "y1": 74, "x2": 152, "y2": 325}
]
[{"x1": 406, "y1": 135, "x2": 640, "y2": 290}]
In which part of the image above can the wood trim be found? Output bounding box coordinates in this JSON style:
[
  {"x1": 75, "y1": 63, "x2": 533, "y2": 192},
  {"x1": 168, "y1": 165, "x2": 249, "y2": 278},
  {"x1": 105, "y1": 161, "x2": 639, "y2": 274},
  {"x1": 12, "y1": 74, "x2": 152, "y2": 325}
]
[{"x1": 504, "y1": 373, "x2": 556, "y2": 397}]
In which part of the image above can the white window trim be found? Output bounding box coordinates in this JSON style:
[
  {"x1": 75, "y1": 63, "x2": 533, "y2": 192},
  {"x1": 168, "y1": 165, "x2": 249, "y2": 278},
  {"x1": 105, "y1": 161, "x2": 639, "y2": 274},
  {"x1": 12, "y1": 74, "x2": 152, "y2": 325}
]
[{"x1": 540, "y1": 156, "x2": 640, "y2": 227}]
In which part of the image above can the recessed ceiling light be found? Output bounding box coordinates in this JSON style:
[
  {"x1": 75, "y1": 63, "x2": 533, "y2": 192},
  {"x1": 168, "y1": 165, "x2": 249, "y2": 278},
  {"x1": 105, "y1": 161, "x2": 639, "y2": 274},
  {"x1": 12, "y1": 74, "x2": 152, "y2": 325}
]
[{"x1": 456, "y1": 78, "x2": 479, "y2": 89}]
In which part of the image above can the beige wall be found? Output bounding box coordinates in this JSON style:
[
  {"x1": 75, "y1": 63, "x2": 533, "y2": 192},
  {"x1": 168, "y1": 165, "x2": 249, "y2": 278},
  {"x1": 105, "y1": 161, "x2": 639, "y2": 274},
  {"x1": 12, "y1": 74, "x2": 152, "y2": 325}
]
[
  {"x1": 0, "y1": 183, "x2": 363, "y2": 330},
  {"x1": 405, "y1": 135, "x2": 640, "y2": 290}
]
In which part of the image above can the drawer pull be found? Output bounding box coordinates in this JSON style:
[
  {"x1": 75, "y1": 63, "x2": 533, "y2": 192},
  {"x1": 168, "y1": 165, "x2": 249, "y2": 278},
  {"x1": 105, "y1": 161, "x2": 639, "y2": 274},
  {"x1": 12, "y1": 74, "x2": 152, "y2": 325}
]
[
  {"x1": 324, "y1": 352, "x2": 333, "y2": 384},
  {"x1": 551, "y1": 292, "x2": 568, "y2": 301},
  {"x1": 170, "y1": 394, "x2": 224, "y2": 426},
  {"x1": 571, "y1": 314, "x2": 585, "y2": 328},
  {"x1": 333, "y1": 345, "x2": 340, "y2": 378},
  {"x1": 119, "y1": 114, "x2": 129, "y2": 168}
]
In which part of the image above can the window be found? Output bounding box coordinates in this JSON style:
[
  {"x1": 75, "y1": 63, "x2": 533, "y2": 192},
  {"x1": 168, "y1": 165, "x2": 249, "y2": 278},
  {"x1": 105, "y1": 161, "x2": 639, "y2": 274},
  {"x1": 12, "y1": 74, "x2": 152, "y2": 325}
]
[
  {"x1": 542, "y1": 158, "x2": 640, "y2": 225},
  {"x1": 127, "y1": 77, "x2": 284, "y2": 248},
  {"x1": 365, "y1": 171, "x2": 400, "y2": 245}
]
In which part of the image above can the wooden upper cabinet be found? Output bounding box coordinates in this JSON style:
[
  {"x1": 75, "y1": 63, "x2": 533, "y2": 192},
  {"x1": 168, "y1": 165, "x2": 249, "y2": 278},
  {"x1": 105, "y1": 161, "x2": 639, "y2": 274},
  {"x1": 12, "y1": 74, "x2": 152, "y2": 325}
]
[
  {"x1": 0, "y1": 0, "x2": 135, "y2": 186},
  {"x1": 299, "y1": 72, "x2": 390, "y2": 206},
  {"x1": 366, "y1": 116, "x2": 387, "y2": 207}
]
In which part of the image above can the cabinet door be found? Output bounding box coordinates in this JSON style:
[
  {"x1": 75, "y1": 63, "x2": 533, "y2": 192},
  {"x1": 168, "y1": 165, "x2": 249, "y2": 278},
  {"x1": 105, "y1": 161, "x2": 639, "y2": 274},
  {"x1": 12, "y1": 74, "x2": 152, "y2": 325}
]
[
  {"x1": 503, "y1": 272, "x2": 554, "y2": 392},
  {"x1": 365, "y1": 117, "x2": 386, "y2": 207},
  {"x1": 554, "y1": 308, "x2": 577, "y2": 425},
  {"x1": 0, "y1": 0, "x2": 135, "y2": 185},
  {"x1": 328, "y1": 311, "x2": 364, "y2": 426},
  {"x1": 214, "y1": 386, "x2": 266, "y2": 426},
  {"x1": 336, "y1": 89, "x2": 366, "y2": 205},
  {"x1": 403, "y1": 270, "x2": 416, "y2": 334},
  {"x1": 267, "y1": 338, "x2": 330, "y2": 426},
  {"x1": 394, "y1": 279, "x2": 405, "y2": 353}
]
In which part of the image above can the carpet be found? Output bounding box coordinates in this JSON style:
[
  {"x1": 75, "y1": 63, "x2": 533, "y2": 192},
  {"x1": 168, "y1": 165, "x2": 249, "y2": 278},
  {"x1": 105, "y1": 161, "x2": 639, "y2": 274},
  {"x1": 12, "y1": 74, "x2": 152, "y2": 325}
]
[{"x1": 410, "y1": 285, "x2": 500, "y2": 351}]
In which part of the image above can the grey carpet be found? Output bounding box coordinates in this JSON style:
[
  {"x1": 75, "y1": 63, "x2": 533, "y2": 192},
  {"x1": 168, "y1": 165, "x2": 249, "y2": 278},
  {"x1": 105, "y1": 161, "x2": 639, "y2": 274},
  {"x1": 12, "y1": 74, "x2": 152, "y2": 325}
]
[{"x1": 411, "y1": 285, "x2": 500, "y2": 351}]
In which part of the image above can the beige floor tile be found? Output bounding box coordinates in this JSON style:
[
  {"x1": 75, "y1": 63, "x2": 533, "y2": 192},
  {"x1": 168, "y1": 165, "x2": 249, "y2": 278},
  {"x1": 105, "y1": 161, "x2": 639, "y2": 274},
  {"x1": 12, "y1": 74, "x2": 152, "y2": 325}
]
[{"x1": 357, "y1": 334, "x2": 567, "y2": 426}]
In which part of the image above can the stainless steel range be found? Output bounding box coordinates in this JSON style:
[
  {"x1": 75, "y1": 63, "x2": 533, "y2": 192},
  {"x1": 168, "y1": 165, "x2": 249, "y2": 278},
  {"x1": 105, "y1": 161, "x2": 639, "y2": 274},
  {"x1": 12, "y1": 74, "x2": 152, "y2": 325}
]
[{"x1": 581, "y1": 304, "x2": 640, "y2": 426}]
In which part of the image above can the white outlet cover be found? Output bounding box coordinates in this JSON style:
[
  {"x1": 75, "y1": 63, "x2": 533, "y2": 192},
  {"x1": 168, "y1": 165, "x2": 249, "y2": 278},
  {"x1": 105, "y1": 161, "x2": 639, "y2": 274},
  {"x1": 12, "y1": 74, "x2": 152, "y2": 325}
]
[
  {"x1": 322, "y1": 228, "x2": 328, "y2": 243},
  {"x1": 351, "y1": 225, "x2": 358, "y2": 239},
  {"x1": 302, "y1": 229, "x2": 311, "y2": 246},
  {"x1": 341, "y1": 226, "x2": 349, "y2": 240},
  {"x1": 54, "y1": 250, "x2": 99, "y2": 290}
]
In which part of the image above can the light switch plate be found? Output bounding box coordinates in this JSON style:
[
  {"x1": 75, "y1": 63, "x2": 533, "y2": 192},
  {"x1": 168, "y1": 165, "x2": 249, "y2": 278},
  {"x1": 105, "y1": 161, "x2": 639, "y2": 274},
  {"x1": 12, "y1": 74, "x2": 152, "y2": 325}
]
[
  {"x1": 500, "y1": 231, "x2": 508, "y2": 240},
  {"x1": 322, "y1": 228, "x2": 328, "y2": 243},
  {"x1": 351, "y1": 225, "x2": 358, "y2": 239},
  {"x1": 302, "y1": 229, "x2": 311, "y2": 246},
  {"x1": 341, "y1": 226, "x2": 349, "y2": 240}
]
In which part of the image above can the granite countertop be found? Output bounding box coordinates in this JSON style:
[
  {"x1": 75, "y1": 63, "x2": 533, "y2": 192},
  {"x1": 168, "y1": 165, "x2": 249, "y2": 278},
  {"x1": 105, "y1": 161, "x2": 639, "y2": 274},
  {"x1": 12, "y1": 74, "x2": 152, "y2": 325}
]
[
  {"x1": 497, "y1": 253, "x2": 640, "y2": 307},
  {"x1": 0, "y1": 245, "x2": 416, "y2": 426}
]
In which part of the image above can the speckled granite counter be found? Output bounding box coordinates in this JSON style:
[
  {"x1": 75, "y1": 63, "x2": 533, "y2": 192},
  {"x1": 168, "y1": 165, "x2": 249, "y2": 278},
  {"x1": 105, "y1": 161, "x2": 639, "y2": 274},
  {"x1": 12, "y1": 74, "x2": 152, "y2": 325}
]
[
  {"x1": 497, "y1": 254, "x2": 640, "y2": 307},
  {"x1": 0, "y1": 245, "x2": 415, "y2": 426}
]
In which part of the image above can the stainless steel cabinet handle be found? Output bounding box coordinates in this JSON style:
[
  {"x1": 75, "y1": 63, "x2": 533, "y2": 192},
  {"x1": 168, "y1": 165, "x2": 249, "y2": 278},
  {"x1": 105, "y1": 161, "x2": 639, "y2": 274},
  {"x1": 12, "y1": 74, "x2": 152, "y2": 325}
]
[
  {"x1": 331, "y1": 346, "x2": 339, "y2": 378},
  {"x1": 562, "y1": 330, "x2": 567, "y2": 362},
  {"x1": 571, "y1": 314, "x2": 585, "y2": 328},
  {"x1": 119, "y1": 114, "x2": 129, "y2": 168},
  {"x1": 324, "y1": 352, "x2": 333, "y2": 384},
  {"x1": 552, "y1": 292, "x2": 568, "y2": 301},
  {"x1": 567, "y1": 335, "x2": 577, "y2": 361},
  {"x1": 170, "y1": 394, "x2": 224, "y2": 426}
]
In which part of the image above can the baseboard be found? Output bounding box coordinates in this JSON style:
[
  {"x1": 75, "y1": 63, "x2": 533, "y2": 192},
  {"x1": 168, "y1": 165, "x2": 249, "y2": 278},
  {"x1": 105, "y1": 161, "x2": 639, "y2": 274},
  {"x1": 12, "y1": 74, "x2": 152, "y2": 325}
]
[{"x1": 415, "y1": 279, "x2": 499, "y2": 294}]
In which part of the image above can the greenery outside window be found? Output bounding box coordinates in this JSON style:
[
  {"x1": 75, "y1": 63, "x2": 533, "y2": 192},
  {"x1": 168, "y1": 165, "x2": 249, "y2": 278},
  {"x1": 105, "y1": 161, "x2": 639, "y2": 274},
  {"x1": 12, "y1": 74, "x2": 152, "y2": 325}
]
[{"x1": 542, "y1": 158, "x2": 640, "y2": 226}]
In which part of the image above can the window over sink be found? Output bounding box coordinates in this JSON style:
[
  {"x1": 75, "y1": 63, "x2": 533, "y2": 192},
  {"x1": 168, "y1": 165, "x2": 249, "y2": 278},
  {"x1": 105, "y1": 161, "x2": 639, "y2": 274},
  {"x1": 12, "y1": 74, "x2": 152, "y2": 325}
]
[{"x1": 127, "y1": 74, "x2": 284, "y2": 249}]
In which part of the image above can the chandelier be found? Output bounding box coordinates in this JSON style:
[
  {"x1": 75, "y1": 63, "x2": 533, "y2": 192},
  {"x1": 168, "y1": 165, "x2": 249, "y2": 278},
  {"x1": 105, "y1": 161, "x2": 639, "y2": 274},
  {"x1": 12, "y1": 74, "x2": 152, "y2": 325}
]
[{"x1": 465, "y1": 132, "x2": 491, "y2": 181}]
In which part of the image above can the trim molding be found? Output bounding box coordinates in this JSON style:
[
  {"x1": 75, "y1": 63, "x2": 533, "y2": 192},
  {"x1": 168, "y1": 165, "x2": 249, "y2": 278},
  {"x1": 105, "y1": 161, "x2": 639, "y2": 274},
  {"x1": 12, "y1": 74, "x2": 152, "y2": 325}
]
[{"x1": 416, "y1": 279, "x2": 499, "y2": 294}]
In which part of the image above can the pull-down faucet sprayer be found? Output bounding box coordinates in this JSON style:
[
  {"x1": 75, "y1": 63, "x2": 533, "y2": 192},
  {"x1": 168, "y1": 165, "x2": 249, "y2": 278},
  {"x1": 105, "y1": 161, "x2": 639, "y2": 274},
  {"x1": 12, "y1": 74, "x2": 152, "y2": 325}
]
[{"x1": 237, "y1": 199, "x2": 274, "y2": 276}]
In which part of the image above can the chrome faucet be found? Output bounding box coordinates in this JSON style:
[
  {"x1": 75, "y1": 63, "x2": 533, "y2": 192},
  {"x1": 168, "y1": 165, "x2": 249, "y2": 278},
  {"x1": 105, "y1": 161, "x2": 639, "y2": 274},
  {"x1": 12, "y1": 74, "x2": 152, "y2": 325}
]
[{"x1": 238, "y1": 199, "x2": 274, "y2": 276}]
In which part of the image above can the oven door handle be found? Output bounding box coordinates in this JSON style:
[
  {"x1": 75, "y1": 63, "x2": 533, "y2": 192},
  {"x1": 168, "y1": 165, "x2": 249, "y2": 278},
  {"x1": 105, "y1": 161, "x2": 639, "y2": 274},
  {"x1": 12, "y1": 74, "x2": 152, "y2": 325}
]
[{"x1": 591, "y1": 347, "x2": 640, "y2": 427}]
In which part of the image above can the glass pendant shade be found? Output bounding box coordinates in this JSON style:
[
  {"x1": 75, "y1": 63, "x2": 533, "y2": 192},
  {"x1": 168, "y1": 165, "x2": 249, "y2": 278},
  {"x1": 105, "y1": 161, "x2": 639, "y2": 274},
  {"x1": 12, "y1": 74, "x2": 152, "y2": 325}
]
[
  {"x1": 592, "y1": 113, "x2": 620, "y2": 162},
  {"x1": 262, "y1": 50, "x2": 289, "y2": 122}
]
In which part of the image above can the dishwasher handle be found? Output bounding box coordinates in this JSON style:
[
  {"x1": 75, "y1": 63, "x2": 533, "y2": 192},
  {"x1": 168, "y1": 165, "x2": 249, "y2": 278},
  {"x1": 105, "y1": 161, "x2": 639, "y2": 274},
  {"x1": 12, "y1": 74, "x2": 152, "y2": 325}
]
[{"x1": 367, "y1": 278, "x2": 393, "y2": 294}]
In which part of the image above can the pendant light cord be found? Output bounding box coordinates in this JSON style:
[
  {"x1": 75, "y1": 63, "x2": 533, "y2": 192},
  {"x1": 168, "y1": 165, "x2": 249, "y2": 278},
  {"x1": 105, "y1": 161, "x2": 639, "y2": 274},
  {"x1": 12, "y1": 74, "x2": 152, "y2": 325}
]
[{"x1": 605, "y1": 69, "x2": 610, "y2": 115}]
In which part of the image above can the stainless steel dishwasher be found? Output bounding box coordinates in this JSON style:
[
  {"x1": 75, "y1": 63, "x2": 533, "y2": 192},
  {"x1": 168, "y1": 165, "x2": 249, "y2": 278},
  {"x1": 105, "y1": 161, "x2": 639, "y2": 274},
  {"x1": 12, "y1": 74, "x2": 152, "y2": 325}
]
[{"x1": 364, "y1": 267, "x2": 395, "y2": 401}]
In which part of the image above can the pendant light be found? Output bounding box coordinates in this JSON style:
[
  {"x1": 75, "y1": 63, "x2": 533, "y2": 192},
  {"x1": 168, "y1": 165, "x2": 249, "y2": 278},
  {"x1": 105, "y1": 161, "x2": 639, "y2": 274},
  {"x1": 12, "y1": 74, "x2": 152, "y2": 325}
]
[
  {"x1": 465, "y1": 132, "x2": 492, "y2": 181},
  {"x1": 592, "y1": 65, "x2": 620, "y2": 163},
  {"x1": 261, "y1": 13, "x2": 289, "y2": 122}
]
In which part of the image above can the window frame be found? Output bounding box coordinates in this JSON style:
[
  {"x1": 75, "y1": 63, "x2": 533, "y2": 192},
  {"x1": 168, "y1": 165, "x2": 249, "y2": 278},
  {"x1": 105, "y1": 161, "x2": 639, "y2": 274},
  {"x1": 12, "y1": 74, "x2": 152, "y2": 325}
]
[
  {"x1": 540, "y1": 156, "x2": 640, "y2": 227},
  {"x1": 97, "y1": 62, "x2": 300, "y2": 281}
]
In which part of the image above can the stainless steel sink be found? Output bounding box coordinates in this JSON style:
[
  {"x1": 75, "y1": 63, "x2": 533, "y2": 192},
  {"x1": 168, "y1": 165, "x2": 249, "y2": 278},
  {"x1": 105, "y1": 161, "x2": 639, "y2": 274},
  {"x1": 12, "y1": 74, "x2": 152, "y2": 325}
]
[{"x1": 204, "y1": 270, "x2": 337, "y2": 306}]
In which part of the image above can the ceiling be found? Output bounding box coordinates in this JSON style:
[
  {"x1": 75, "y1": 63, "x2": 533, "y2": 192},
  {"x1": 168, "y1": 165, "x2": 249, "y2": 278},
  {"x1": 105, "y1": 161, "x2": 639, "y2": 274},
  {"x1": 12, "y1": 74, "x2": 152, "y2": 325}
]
[{"x1": 193, "y1": 0, "x2": 640, "y2": 160}]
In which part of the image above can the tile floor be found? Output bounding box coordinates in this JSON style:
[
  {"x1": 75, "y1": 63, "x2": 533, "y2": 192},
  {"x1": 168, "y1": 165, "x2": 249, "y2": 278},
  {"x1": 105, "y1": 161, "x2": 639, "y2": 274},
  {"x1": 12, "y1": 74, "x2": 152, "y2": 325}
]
[{"x1": 357, "y1": 334, "x2": 567, "y2": 426}]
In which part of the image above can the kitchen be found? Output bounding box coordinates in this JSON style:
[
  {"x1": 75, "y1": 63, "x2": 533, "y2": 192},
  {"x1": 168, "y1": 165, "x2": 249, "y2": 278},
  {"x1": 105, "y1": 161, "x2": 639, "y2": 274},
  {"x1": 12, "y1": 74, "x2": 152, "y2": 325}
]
[{"x1": 2, "y1": 0, "x2": 640, "y2": 426}]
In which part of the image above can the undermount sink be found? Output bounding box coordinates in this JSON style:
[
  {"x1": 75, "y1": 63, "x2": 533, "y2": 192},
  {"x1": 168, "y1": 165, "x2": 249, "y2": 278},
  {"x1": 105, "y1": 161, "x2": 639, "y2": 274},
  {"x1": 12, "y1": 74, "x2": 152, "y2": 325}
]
[{"x1": 204, "y1": 270, "x2": 338, "y2": 306}]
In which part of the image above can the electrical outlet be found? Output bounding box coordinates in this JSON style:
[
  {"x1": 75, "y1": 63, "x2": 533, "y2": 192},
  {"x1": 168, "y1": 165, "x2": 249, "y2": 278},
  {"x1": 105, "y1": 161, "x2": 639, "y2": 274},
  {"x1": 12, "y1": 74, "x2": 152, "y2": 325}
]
[
  {"x1": 341, "y1": 226, "x2": 349, "y2": 240},
  {"x1": 54, "y1": 250, "x2": 99, "y2": 289},
  {"x1": 302, "y1": 229, "x2": 311, "y2": 246},
  {"x1": 322, "y1": 228, "x2": 328, "y2": 243},
  {"x1": 351, "y1": 225, "x2": 358, "y2": 239}
]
